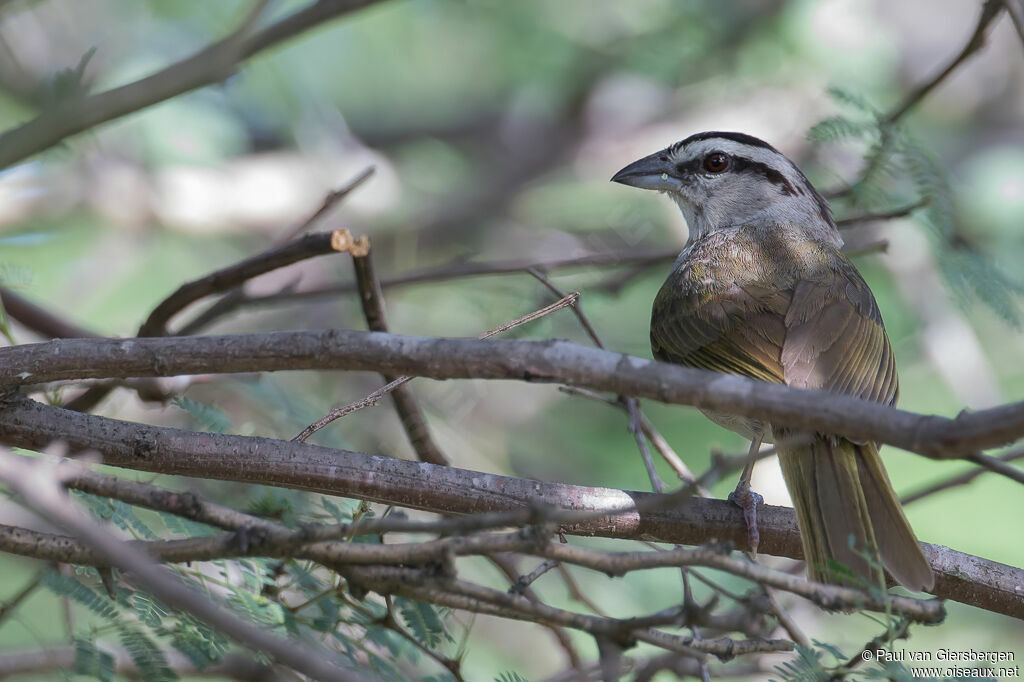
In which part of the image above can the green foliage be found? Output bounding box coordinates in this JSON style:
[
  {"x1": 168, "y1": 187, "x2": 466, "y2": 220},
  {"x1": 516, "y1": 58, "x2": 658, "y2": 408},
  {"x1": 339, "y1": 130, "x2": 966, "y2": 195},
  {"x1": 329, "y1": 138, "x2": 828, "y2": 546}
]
[
  {"x1": 41, "y1": 569, "x2": 120, "y2": 620},
  {"x1": 395, "y1": 596, "x2": 453, "y2": 649},
  {"x1": 117, "y1": 623, "x2": 177, "y2": 682},
  {"x1": 495, "y1": 672, "x2": 531, "y2": 682},
  {"x1": 73, "y1": 637, "x2": 115, "y2": 682},
  {"x1": 171, "y1": 396, "x2": 232, "y2": 434},
  {"x1": 773, "y1": 642, "x2": 833, "y2": 681},
  {"x1": 169, "y1": 614, "x2": 230, "y2": 668},
  {"x1": 131, "y1": 592, "x2": 169, "y2": 628},
  {"x1": 809, "y1": 88, "x2": 1024, "y2": 326},
  {"x1": 74, "y1": 492, "x2": 159, "y2": 540}
]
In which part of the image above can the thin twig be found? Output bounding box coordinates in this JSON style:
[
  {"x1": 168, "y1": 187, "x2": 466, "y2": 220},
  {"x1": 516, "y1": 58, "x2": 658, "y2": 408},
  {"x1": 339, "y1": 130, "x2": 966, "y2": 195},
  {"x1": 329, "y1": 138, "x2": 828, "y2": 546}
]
[
  {"x1": 555, "y1": 564, "x2": 610, "y2": 618},
  {"x1": 487, "y1": 554, "x2": 584, "y2": 669},
  {"x1": 244, "y1": 248, "x2": 680, "y2": 308},
  {"x1": 832, "y1": 617, "x2": 910, "y2": 679},
  {"x1": 292, "y1": 292, "x2": 580, "y2": 442},
  {"x1": 276, "y1": 167, "x2": 375, "y2": 244},
  {"x1": 557, "y1": 386, "x2": 705, "y2": 490},
  {"x1": 0, "y1": 447, "x2": 367, "y2": 682},
  {"x1": 0, "y1": 569, "x2": 43, "y2": 628},
  {"x1": 884, "y1": 0, "x2": 1006, "y2": 124},
  {"x1": 968, "y1": 451, "x2": 1024, "y2": 486},
  {"x1": 0, "y1": 0, "x2": 386, "y2": 169},
  {"x1": 526, "y1": 268, "x2": 676, "y2": 494},
  {"x1": 835, "y1": 199, "x2": 929, "y2": 228},
  {"x1": 509, "y1": 559, "x2": 559, "y2": 595},
  {"x1": 527, "y1": 268, "x2": 604, "y2": 349},
  {"x1": 902, "y1": 446, "x2": 1024, "y2": 505},
  {"x1": 381, "y1": 596, "x2": 465, "y2": 681},
  {"x1": 140, "y1": 230, "x2": 353, "y2": 337},
  {"x1": 350, "y1": 243, "x2": 449, "y2": 464}
]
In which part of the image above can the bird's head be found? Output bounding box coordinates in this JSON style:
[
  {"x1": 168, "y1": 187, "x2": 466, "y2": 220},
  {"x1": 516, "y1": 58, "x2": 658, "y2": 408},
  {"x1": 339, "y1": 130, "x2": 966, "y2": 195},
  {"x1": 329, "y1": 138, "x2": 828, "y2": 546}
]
[{"x1": 611, "y1": 131, "x2": 839, "y2": 245}]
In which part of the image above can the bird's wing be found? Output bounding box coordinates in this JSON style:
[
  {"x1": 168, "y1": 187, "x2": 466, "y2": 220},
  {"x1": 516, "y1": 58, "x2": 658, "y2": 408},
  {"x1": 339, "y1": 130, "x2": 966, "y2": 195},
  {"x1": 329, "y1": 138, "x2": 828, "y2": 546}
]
[
  {"x1": 650, "y1": 247, "x2": 897, "y2": 406},
  {"x1": 780, "y1": 254, "x2": 899, "y2": 406},
  {"x1": 650, "y1": 276, "x2": 788, "y2": 384}
]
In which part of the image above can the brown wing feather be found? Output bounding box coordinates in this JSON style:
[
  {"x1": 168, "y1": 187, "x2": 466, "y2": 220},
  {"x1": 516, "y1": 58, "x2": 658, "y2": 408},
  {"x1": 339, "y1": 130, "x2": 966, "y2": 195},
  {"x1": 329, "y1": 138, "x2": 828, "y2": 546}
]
[
  {"x1": 781, "y1": 257, "x2": 898, "y2": 406},
  {"x1": 651, "y1": 280, "x2": 787, "y2": 384},
  {"x1": 650, "y1": 241, "x2": 896, "y2": 406}
]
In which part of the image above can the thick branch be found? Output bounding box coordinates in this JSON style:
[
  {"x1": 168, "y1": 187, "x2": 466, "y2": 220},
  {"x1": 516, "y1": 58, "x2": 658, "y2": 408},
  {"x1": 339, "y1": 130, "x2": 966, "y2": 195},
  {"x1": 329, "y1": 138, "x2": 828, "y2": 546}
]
[
  {"x1": 0, "y1": 398, "x2": 1019, "y2": 620},
  {"x1": 3, "y1": 330, "x2": 1024, "y2": 459}
]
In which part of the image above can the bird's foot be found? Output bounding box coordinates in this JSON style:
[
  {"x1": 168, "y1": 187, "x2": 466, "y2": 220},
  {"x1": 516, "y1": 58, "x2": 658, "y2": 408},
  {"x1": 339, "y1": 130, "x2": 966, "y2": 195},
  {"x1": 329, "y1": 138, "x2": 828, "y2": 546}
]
[{"x1": 728, "y1": 480, "x2": 763, "y2": 556}]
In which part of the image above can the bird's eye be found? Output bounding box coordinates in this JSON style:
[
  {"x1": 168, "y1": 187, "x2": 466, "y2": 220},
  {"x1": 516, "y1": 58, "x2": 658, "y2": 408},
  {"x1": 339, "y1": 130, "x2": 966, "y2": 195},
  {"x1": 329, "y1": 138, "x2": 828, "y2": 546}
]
[{"x1": 703, "y1": 153, "x2": 729, "y2": 173}]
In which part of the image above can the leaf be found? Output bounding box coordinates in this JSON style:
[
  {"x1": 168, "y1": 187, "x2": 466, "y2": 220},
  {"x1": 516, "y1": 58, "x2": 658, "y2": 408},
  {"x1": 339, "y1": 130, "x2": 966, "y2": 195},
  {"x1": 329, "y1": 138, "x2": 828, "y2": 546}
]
[
  {"x1": 172, "y1": 396, "x2": 232, "y2": 434},
  {"x1": 826, "y1": 84, "x2": 879, "y2": 114},
  {"x1": 806, "y1": 116, "x2": 874, "y2": 143},
  {"x1": 169, "y1": 614, "x2": 230, "y2": 668},
  {"x1": 495, "y1": 673, "x2": 531, "y2": 682},
  {"x1": 41, "y1": 569, "x2": 120, "y2": 621},
  {"x1": 395, "y1": 596, "x2": 452, "y2": 648},
  {"x1": 73, "y1": 637, "x2": 116, "y2": 682},
  {"x1": 773, "y1": 643, "x2": 828, "y2": 681},
  {"x1": 131, "y1": 592, "x2": 169, "y2": 628},
  {"x1": 228, "y1": 589, "x2": 287, "y2": 628},
  {"x1": 118, "y1": 623, "x2": 178, "y2": 682}
]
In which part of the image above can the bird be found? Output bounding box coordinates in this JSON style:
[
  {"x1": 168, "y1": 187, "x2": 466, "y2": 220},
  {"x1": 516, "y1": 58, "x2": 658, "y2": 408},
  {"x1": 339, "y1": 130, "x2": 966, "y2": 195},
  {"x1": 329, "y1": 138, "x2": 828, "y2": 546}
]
[{"x1": 611, "y1": 131, "x2": 934, "y2": 591}]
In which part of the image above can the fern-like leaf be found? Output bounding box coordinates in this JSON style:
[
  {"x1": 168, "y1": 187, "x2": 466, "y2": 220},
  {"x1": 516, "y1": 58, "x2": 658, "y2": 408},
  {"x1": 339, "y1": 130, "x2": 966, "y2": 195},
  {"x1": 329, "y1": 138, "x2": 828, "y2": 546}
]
[
  {"x1": 41, "y1": 569, "x2": 120, "y2": 620},
  {"x1": 73, "y1": 637, "x2": 115, "y2": 682},
  {"x1": 395, "y1": 596, "x2": 451, "y2": 649},
  {"x1": 172, "y1": 396, "x2": 231, "y2": 434},
  {"x1": 118, "y1": 623, "x2": 178, "y2": 682}
]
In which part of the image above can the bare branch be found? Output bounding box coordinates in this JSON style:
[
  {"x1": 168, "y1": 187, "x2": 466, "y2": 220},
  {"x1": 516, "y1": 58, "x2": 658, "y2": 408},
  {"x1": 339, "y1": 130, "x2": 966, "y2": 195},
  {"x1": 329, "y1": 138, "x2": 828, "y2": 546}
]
[
  {"x1": 0, "y1": 399, "x2": 1019, "y2": 619},
  {"x1": 244, "y1": 248, "x2": 681, "y2": 308},
  {"x1": 884, "y1": 0, "x2": 1006, "y2": 124},
  {"x1": 0, "y1": 288, "x2": 97, "y2": 339},
  {"x1": 347, "y1": 243, "x2": 449, "y2": 464},
  {"x1": 0, "y1": 447, "x2": 367, "y2": 682},
  {"x1": 276, "y1": 166, "x2": 375, "y2": 244},
  {"x1": 293, "y1": 292, "x2": 580, "y2": 442},
  {"x1": 4, "y1": 330, "x2": 1024, "y2": 460},
  {"x1": 0, "y1": 0, "x2": 388, "y2": 169},
  {"x1": 835, "y1": 199, "x2": 928, "y2": 228},
  {"x1": 902, "y1": 446, "x2": 1024, "y2": 505},
  {"x1": 139, "y1": 230, "x2": 352, "y2": 337}
]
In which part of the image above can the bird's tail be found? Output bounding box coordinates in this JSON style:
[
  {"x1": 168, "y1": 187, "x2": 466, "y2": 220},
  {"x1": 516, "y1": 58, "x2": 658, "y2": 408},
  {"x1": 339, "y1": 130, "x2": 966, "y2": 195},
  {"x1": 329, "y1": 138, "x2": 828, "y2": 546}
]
[{"x1": 778, "y1": 436, "x2": 934, "y2": 591}]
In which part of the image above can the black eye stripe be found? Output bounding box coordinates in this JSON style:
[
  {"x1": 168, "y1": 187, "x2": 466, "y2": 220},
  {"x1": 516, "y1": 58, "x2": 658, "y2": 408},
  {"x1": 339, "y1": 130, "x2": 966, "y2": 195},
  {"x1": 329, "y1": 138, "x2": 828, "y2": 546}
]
[{"x1": 723, "y1": 156, "x2": 795, "y2": 194}]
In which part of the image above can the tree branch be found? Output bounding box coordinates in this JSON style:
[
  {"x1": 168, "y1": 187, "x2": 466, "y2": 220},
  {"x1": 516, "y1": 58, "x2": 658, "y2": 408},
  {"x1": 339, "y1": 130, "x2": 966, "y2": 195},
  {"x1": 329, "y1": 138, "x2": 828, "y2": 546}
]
[
  {"x1": 348, "y1": 244, "x2": 449, "y2": 464},
  {"x1": 0, "y1": 0, "x2": 388, "y2": 169},
  {"x1": 3, "y1": 330, "x2": 1024, "y2": 461},
  {"x1": 0, "y1": 398, "x2": 1019, "y2": 620},
  {"x1": 883, "y1": 0, "x2": 1006, "y2": 124},
  {"x1": 139, "y1": 230, "x2": 353, "y2": 337},
  {"x1": 0, "y1": 447, "x2": 367, "y2": 682}
]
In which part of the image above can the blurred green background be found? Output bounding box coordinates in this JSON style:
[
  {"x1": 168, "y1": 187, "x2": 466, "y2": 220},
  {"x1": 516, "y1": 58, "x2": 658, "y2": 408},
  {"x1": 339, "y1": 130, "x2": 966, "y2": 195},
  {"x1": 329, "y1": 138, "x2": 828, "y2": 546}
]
[{"x1": 1, "y1": 0, "x2": 1023, "y2": 679}]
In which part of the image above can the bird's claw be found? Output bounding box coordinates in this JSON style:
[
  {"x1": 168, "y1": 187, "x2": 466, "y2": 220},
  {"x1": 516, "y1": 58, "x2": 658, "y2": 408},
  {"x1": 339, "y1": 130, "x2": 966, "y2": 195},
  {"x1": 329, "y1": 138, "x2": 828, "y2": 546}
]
[{"x1": 728, "y1": 481, "x2": 763, "y2": 556}]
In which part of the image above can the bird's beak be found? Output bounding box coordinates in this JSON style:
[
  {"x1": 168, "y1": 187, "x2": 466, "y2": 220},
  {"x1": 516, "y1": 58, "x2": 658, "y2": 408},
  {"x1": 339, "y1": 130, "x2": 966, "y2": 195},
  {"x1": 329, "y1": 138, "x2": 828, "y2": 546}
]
[{"x1": 611, "y1": 152, "x2": 680, "y2": 192}]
